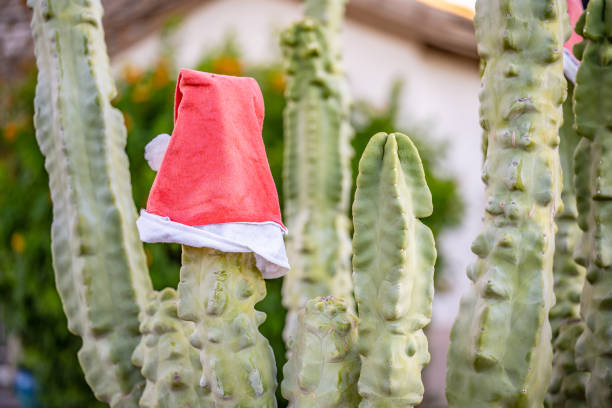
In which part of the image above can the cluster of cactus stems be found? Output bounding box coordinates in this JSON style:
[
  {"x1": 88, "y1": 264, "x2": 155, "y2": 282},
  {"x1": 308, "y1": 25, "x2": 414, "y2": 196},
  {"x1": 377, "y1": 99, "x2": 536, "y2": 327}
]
[
  {"x1": 28, "y1": 0, "x2": 612, "y2": 407},
  {"x1": 280, "y1": 0, "x2": 354, "y2": 346},
  {"x1": 446, "y1": 0, "x2": 568, "y2": 406},
  {"x1": 571, "y1": 1, "x2": 612, "y2": 405}
]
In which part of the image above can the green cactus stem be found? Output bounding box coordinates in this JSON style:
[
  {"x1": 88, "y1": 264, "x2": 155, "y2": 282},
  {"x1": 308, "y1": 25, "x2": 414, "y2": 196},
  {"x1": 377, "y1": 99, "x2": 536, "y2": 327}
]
[
  {"x1": 352, "y1": 132, "x2": 436, "y2": 408},
  {"x1": 446, "y1": 1, "x2": 568, "y2": 407},
  {"x1": 281, "y1": 296, "x2": 360, "y2": 407},
  {"x1": 280, "y1": 0, "x2": 354, "y2": 346},
  {"x1": 177, "y1": 246, "x2": 277, "y2": 407},
  {"x1": 304, "y1": 0, "x2": 346, "y2": 58},
  {"x1": 132, "y1": 288, "x2": 211, "y2": 408},
  {"x1": 572, "y1": 2, "x2": 612, "y2": 406},
  {"x1": 29, "y1": 0, "x2": 153, "y2": 405},
  {"x1": 545, "y1": 82, "x2": 588, "y2": 408}
]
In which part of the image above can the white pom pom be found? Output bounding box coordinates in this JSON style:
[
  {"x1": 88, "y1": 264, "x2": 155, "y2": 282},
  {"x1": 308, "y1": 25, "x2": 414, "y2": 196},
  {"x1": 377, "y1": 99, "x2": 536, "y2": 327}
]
[
  {"x1": 563, "y1": 49, "x2": 579, "y2": 85},
  {"x1": 144, "y1": 133, "x2": 171, "y2": 171}
]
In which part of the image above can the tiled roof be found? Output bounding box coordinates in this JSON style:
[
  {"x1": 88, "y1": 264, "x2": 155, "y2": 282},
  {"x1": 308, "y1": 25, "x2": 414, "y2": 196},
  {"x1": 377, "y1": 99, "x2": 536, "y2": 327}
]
[{"x1": 1, "y1": 0, "x2": 476, "y2": 80}]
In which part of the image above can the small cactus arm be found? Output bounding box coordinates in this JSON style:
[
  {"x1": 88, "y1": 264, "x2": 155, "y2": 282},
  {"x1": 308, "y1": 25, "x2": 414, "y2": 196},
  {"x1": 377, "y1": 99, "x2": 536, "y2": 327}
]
[
  {"x1": 352, "y1": 133, "x2": 436, "y2": 407},
  {"x1": 132, "y1": 288, "x2": 212, "y2": 408},
  {"x1": 545, "y1": 82, "x2": 588, "y2": 408},
  {"x1": 177, "y1": 247, "x2": 278, "y2": 407},
  {"x1": 280, "y1": 0, "x2": 354, "y2": 346},
  {"x1": 28, "y1": 0, "x2": 154, "y2": 406},
  {"x1": 281, "y1": 296, "x2": 360, "y2": 407},
  {"x1": 446, "y1": 1, "x2": 569, "y2": 407},
  {"x1": 572, "y1": 1, "x2": 612, "y2": 406}
]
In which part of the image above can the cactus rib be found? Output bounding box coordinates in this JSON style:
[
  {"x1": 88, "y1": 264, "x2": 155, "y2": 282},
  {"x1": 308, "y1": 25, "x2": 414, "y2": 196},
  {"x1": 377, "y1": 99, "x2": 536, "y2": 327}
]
[
  {"x1": 177, "y1": 247, "x2": 277, "y2": 407},
  {"x1": 352, "y1": 132, "x2": 436, "y2": 407},
  {"x1": 446, "y1": 1, "x2": 568, "y2": 407},
  {"x1": 29, "y1": 0, "x2": 153, "y2": 405},
  {"x1": 545, "y1": 82, "x2": 588, "y2": 408},
  {"x1": 132, "y1": 288, "x2": 212, "y2": 408},
  {"x1": 572, "y1": 2, "x2": 612, "y2": 406},
  {"x1": 281, "y1": 296, "x2": 360, "y2": 408},
  {"x1": 280, "y1": 0, "x2": 354, "y2": 346}
]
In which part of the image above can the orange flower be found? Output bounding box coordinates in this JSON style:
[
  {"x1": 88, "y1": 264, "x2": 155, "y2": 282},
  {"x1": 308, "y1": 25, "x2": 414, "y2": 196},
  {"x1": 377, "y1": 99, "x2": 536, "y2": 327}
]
[
  {"x1": 131, "y1": 84, "x2": 150, "y2": 103},
  {"x1": 152, "y1": 58, "x2": 170, "y2": 88},
  {"x1": 122, "y1": 64, "x2": 144, "y2": 85},
  {"x1": 212, "y1": 56, "x2": 243, "y2": 76},
  {"x1": 11, "y1": 232, "x2": 25, "y2": 254},
  {"x1": 271, "y1": 72, "x2": 286, "y2": 94},
  {"x1": 3, "y1": 122, "x2": 18, "y2": 142}
]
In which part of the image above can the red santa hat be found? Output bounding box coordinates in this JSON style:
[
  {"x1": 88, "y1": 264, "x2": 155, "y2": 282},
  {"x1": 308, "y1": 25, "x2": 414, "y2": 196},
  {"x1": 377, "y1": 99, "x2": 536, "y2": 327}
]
[
  {"x1": 563, "y1": 0, "x2": 584, "y2": 84},
  {"x1": 137, "y1": 69, "x2": 289, "y2": 278}
]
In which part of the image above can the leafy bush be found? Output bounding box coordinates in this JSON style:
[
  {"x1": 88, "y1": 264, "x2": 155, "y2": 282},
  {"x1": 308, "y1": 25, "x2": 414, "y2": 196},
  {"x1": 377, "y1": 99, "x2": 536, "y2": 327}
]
[{"x1": 0, "y1": 41, "x2": 462, "y2": 407}]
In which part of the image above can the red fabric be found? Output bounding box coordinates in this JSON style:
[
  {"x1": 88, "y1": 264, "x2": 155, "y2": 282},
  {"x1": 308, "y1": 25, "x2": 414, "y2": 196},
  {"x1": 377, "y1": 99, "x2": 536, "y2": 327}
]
[
  {"x1": 565, "y1": 0, "x2": 584, "y2": 54},
  {"x1": 146, "y1": 69, "x2": 285, "y2": 229}
]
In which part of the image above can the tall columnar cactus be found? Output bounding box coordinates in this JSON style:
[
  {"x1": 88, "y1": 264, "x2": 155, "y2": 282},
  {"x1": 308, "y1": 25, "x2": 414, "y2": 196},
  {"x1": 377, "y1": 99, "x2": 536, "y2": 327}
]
[
  {"x1": 280, "y1": 0, "x2": 354, "y2": 345},
  {"x1": 132, "y1": 288, "x2": 211, "y2": 408},
  {"x1": 571, "y1": 2, "x2": 612, "y2": 405},
  {"x1": 177, "y1": 247, "x2": 277, "y2": 407},
  {"x1": 446, "y1": 1, "x2": 568, "y2": 407},
  {"x1": 281, "y1": 296, "x2": 360, "y2": 407},
  {"x1": 28, "y1": 0, "x2": 154, "y2": 406},
  {"x1": 352, "y1": 133, "x2": 436, "y2": 407},
  {"x1": 545, "y1": 82, "x2": 588, "y2": 408}
]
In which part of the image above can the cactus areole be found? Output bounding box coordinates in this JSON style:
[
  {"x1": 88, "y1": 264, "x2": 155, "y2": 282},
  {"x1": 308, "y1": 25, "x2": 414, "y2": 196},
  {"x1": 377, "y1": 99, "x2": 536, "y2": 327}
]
[{"x1": 137, "y1": 69, "x2": 289, "y2": 278}]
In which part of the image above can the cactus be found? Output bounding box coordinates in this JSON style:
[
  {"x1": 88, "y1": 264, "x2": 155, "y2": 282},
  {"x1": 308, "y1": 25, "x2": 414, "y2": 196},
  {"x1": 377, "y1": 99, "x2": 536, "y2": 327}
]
[
  {"x1": 352, "y1": 132, "x2": 436, "y2": 407},
  {"x1": 28, "y1": 0, "x2": 154, "y2": 406},
  {"x1": 177, "y1": 246, "x2": 277, "y2": 407},
  {"x1": 446, "y1": 1, "x2": 568, "y2": 407},
  {"x1": 132, "y1": 288, "x2": 212, "y2": 407},
  {"x1": 545, "y1": 82, "x2": 588, "y2": 408},
  {"x1": 571, "y1": 2, "x2": 612, "y2": 406},
  {"x1": 281, "y1": 297, "x2": 360, "y2": 407},
  {"x1": 280, "y1": 0, "x2": 354, "y2": 345}
]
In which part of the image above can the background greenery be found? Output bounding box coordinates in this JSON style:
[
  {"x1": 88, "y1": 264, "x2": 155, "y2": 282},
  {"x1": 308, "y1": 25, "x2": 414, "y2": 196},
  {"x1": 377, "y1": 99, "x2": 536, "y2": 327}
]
[{"x1": 0, "y1": 39, "x2": 462, "y2": 407}]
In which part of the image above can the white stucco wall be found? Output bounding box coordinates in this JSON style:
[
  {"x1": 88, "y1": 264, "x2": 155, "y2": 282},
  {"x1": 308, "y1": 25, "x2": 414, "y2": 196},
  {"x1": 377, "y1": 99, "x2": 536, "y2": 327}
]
[{"x1": 113, "y1": 0, "x2": 484, "y2": 401}]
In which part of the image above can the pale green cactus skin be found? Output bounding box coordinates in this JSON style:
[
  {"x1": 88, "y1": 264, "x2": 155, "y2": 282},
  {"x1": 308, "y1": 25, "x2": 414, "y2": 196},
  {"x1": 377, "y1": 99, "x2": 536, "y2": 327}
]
[
  {"x1": 352, "y1": 133, "x2": 436, "y2": 408},
  {"x1": 177, "y1": 246, "x2": 277, "y2": 407},
  {"x1": 572, "y1": 2, "x2": 612, "y2": 406},
  {"x1": 29, "y1": 0, "x2": 153, "y2": 406},
  {"x1": 446, "y1": 1, "x2": 568, "y2": 407},
  {"x1": 545, "y1": 83, "x2": 588, "y2": 408},
  {"x1": 132, "y1": 288, "x2": 212, "y2": 408},
  {"x1": 280, "y1": 0, "x2": 354, "y2": 346},
  {"x1": 281, "y1": 296, "x2": 360, "y2": 407}
]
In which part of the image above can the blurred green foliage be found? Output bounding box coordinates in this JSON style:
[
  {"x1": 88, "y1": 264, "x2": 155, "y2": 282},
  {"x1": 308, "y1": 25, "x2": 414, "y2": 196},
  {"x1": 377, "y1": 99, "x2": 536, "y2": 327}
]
[{"x1": 0, "y1": 39, "x2": 462, "y2": 407}]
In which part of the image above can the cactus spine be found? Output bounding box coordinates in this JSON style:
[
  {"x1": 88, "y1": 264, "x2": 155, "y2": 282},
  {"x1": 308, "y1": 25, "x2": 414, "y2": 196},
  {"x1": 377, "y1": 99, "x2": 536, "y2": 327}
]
[
  {"x1": 177, "y1": 247, "x2": 277, "y2": 407},
  {"x1": 281, "y1": 297, "x2": 360, "y2": 407},
  {"x1": 352, "y1": 133, "x2": 436, "y2": 407},
  {"x1": 545, "y1": 82, "x2": 588, "y2": 408},
  {"x1": 572, "y1": 2, "x2": 612, "y2": 405},
  {"x1": 29, "y1": 0, "x2": 153, "y2": 405},
  {"x1": 446, "y1": 1, "x2": 568, "y2": 406},
  {"x1": 281, "y1": 0, "x2": 354, "y2": 345},
  {"x1": 132, "y1": 288, "x2": 212, "y2": 407}
]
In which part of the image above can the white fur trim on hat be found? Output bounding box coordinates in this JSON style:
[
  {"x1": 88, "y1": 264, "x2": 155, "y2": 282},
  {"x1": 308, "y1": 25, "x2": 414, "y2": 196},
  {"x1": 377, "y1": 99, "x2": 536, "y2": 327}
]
[{"x1": 136, "y1": 210, "x2": 290, "y2": 279}]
